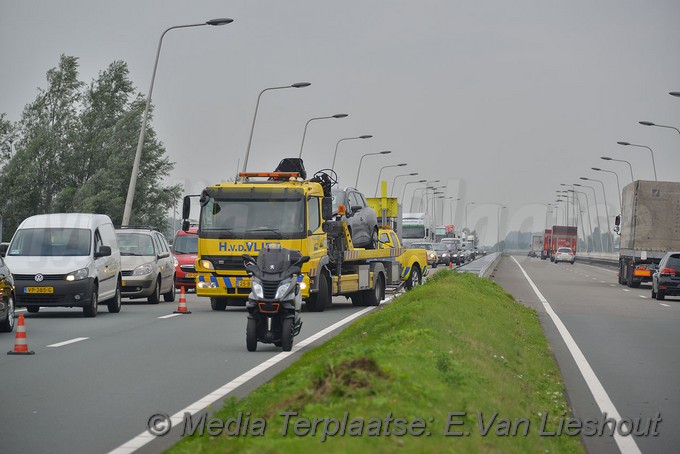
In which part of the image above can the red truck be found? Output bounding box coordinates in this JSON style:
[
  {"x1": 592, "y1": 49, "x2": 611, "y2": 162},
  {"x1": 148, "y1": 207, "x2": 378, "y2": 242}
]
[
  {"x1": 549, "y1": 225, "x2": 577, "y2": 261},
  {"x1": 541, "y1": 229, "x2": 552, "y2": 260}
]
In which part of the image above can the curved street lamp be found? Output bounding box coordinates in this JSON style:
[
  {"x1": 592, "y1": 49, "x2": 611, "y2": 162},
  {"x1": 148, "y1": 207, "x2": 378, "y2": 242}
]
[
  {"x1": 592, "y1": 167, "x2": 622, "y2": 211},
  {"x1": 123, "y1": 17, "x2": 234, "y2": 226},
  {"x1": 242, "y1": 81, "x2": 311, "y2": 174},
  {"x1": 601, "y1": 156, "x2": 634, "y2": 183},
  {"x1": 331, "y1": 135, "x2": 373, "y2": 171},
  {"x1": 354, "y1": 151, "x2": 391, "y2": 188},
  {"x1": 298, "y1": 114, "x2": 347, "y2": 158},
  {"x1": 671, "y1": 92, "x2": 680, "y2": 97},
  {"x1": 580, "y1": 177, "x2": 614, "y2": 252},
  {"x1": 569, "y1": 189, "x2": 594, "y2": 252},
  {"x1": 616, "y1": 141, "x2": 657, "y2": 181},
  {"x1": 374, "y1": 163, "x2": 407, "y2": 197},
  {"x1": 390, "y1": 173, "x2": 418, "y2": 197},
  {"x1": 574, "y1": 183, "x2": 604, "y2": 252},
  {"x1": 465, "y1": 202, "x2": 475, "y2": 231},
  {"x1": 639, "y1": 120, "x2": 680, "y2": 136},
  {"x1": 401, "y1": 179, "x2": 426, "y2": 205}
]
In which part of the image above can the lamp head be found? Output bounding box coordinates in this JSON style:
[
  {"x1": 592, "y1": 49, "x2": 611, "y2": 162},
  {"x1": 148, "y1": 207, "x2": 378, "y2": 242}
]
[
  {"x1": 408, "y1": 172, "x2": 418, "y2": 176},
  {"x1": 332, "y1": 113, "x2": 348, "y2": 119},
  {"x1": 397, "y1": 163, "x2": 407, "y2": 167},
  {"x1": 617, "y1": 141, "x2": 630, "y2": 146},
  {"x1": 359, "y1": 135, "x2": 373, "y2": 139},
  {"x1": 639, "y1": 121, "x2": 655, "y2": 126},
  {"x1": 291, "y1": 82, "x2": 311, "y2": 88},
  {"x1": 206, "y1": 18, "x2": 234, "y2": 25},
  {"x1": 579, "y1": 177, "x2": 589, "y2": 181},
  {"x1": 670, "y1": 92, "x2": 680, "y2": 97},
  {"x1": 591, "y1": 167, "x2": 602, "y2": 171},
  {"x1": 601, "y1": 156, "x2": 612, "y2": 161},
  {"x1": 379, "y1": 150, "x2": 391, "y2": 155}
]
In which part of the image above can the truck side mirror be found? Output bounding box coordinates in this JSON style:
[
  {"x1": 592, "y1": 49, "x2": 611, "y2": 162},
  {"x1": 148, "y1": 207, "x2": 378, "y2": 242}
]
[
  {"x1": 614, "y1": 215, "x2": 620, "y2": 227},
  {"x1": 321, "y1": 197, "x2": 333, "y2": 220},
  {"x1": 182, "y1": 195, "x2": 191, "y2": 220},
  {"x1": 182, "y1": 220, "x2": 190, "y2": 232}
]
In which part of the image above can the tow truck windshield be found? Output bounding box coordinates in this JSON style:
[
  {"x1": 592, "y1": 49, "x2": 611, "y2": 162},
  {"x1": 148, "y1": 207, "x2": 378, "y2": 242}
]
[{"x1": 199, "y1": 191, "x2": 306, "y2": 240}]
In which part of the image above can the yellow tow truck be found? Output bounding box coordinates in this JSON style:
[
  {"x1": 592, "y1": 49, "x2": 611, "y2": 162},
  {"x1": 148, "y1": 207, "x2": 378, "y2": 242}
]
[{"x1": 181, "y1": 161, "x2": 427, "y2": 311}]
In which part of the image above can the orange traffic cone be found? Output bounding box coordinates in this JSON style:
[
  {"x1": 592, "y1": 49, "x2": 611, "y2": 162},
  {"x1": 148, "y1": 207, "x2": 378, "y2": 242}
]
[
  {"x1": 7, "y1": 314, "x2": 35, "y2": 355},
  {"x1": 449, "y1": 260, "x2": 453, "y2": 268},
  {"x1": 173, "y1": 286, "x2": 192, "y2": 314}
]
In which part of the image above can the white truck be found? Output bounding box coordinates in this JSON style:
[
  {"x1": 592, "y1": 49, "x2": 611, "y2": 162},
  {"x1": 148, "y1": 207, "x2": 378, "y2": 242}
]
[
  {"x1": 402, "y1": 212, "x2": 434, "y2": 247},
  {"x1": 615, "y1": 180, "x2": 680, "y2": 287}
]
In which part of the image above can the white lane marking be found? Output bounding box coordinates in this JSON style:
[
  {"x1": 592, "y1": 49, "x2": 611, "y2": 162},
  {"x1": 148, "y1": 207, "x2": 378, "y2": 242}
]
[
  {"x1": 580, "y1": 263, "x2": 618, "y2": 274},
  {"x1": 15, "y1": 308, "x2": 27, "y2": 313},
  {"x1": 47, "y1": 337, "x2": 89, "y2": 348},
  {"x1": 158, "y1": 313, "x2": 183, "y2": 319},
  {"x1": 623, "y1": 289, "x2": 630, "y2": 292},
  {"x1": 660, "y1": 303, "x2": 670, "y2": 307},
  {"x1": 639, "y1": 295, "x2": 647, "y2": 299},
  {"x1": 600, "y1": 281, "x2": 606, "y2": 283},
  {"x1": 591, "y1": 278, "x2": 597, "y2": 280},
  {"x1": 511, "y1": 257, "x2": 641, "y2": 454},
  {"x1": 109, "y1": 296, "x2": 395, "y2": 453},
  {"x1": 585, "y1": 275, "x2": 590, "y2": 278},
  {"x1": 610, "y1": 284, "x2": 617, "y2": 287}
]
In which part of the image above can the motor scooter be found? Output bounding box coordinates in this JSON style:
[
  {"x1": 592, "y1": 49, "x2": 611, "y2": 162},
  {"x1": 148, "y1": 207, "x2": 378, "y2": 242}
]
[{"x1": 243, "y1": 246, "x2": 310, "y2": 351}]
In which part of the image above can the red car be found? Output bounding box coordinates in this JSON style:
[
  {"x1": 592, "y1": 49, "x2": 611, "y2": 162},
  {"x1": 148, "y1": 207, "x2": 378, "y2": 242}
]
[{"x1": 172, "y1": 228, "x2": 198, "y2": 290}]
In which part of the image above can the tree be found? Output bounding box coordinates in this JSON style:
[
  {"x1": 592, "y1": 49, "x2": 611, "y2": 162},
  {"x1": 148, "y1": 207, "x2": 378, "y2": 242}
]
[{"x1": 0, "y1": 55, "x2": 180, "y2": 239}]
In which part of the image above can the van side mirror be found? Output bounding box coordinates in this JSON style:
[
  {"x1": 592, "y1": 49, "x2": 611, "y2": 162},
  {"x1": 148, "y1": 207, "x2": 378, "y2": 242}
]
[
  {"x1": 182, "y1": 220, "x2": 190, "y2": 232},
  {"x1": 95, "y1": 245, "x2": 111, "y2": 258},
  {"x1": 321, "y1": 197, "x2": 333, "y2": 220},
  {"x1": 614, "y1": 215, "x2": 621, "y2": 227}
]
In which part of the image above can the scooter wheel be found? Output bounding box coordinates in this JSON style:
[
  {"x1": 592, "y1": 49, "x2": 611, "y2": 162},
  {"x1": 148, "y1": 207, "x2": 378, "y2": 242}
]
[
  {"x1": 281, "y1": 318, "x2": 294, "y2": 352},
  {"x1": 246, "y1": 318, "x2": 257, "y2": 352}
]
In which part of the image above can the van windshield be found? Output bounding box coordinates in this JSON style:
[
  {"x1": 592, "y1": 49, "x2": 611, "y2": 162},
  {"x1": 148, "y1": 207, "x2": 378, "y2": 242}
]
[{"x1": 8, "y1": 228, "x2": 91, "y2": 257}]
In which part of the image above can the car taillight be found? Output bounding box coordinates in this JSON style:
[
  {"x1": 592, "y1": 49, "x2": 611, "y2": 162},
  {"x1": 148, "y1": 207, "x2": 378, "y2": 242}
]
[{"x1": 660, "y1": 267, "x2": 677, "y2": 276}]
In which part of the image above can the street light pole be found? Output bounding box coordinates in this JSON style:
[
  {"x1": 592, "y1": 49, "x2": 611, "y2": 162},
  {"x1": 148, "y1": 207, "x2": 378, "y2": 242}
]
[
  {"x1": 122, "y1": 18, "x2": 233, "y2": 226},
  {"x1": 575, "y1": 183, "x2": 604, "y2": 253},
  {"x1": 601, "y1": 156, "x2": 634, "y2": 183},
  {"x1": 354, "y1": 151, "x2": 391, "y2": 188},
  {"x1": 497, "y1": 206, "x2": 506, "y2": 251},
  {"x1": 374, "y1": 163, "x2": 407, "y2": 197},
  {"x1": 581, "y1": 177, "x2": 614, "y2": 253},
  {"x1": 570, "y1": 190, "x2": 594, "y2": 252},
  {"x1": 639, "y1": 120, "x2": 680, "y2": 136},
  {"x1": 390, "y1": 173, "x2": 418, "y2": 197},
  {"x1": 592, "y1": 167, "x2": 622, "y2": 212},
  {"x1": 331, "y1": 135, "x2": 373, "y2": 171},
  {"x1": 465, "y1": 202, "x2": 475, "y2": 232},
  {"x1": 242, "y1": 81, "x2": 311, "y2": 174},
  {"x1": 298, "y1": 114, "x2": 348, "y2": 158},
  {"x1": 617, "y1": 141, "x2": 657, "y2": 181},
  {"x1": 401, "y1": 179, "x2": 426, "y2": 205}
]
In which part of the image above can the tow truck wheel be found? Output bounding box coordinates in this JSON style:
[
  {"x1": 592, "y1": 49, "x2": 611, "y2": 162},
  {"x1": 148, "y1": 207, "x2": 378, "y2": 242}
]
[
  {"x1": 306, "y1": 274, "x2": 329, "y2": 312},
  {"x1": 246, "y1": 318, "x2": 257, "y2": 351},
  {"x1": 405, "y1": 266, "x2": 421, "y2": 290},
  {"x1": 211, "y1": 297, "x2": 227, "y2": 311},
  {"x1": 365, "y1": 274, "x2": 384, "y2": 307}
]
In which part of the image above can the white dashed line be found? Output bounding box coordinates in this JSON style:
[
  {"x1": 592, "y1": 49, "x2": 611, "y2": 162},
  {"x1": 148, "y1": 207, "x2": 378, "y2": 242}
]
[
  {"x1": 660, "y1": 303, "x2": 670, "y2": 307},
  {"x1": 47, "y1": 337, "x2": 89, "y2": 348},
  {"x1": 623, "y1": 289, "x2": 630, "y2": 292},
  {"x1": 639, "y1": 295, "x2": 647, "y2": 299},
  {"x1": 158, "y1": 313, "x2": 183, "y2": 319},
  {"x1": 610, "y1": 284, "x2": 617, "y2": 287}
]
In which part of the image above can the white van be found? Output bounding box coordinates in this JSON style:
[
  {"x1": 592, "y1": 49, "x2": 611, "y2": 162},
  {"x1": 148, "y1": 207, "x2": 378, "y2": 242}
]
[{"x1": 2, "y1": 213, "x2": 122, "y2": 317}]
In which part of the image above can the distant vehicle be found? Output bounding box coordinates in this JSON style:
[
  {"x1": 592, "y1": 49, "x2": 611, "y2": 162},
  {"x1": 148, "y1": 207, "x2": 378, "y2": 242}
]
[
  {"x1": 651, "y1": 252, "x2": 680, "y2": 300},
  {"x1": 554, "y1": 247, "x2": 575, "y2": 264},
  {"x1": 550, "y1": 226, "x2": 577, "y2": 262},
  {"x1": 3, "y1": 213, "x2": 122, "y2": 317},
  {"x1": 0, "y1": 255, "x2": 15, "y2": 332},
  {"x1": 541, "y1": 229, "x2": 552, "y2": 260},
  {"x1": 616, "y1": 180, "x2": 680, "y2": 288},
  {"x1": 530, "y1": 235, "x2": 543, "y2": 258},
  {"x1": 411, "y1": 242, "x2": 438, "y2": 268},
  {"x1": 442, "y1": 242, "x2": 462, "y2": 265},
  {"x1": 332, "y1": 187, "x2": 379, "y2": 249},
  {"x1": 116, "y1": 227, "x2": 175, "y2": 304},
  {"x1": 402, "y1": 213, "x2": 434, "y2": 247},
  {"x1": 172, "y1": 227, "x2": 198, "y2": 290},
  {"x1": 432, "y1": 242, "x2": 451, "y2": 265}
]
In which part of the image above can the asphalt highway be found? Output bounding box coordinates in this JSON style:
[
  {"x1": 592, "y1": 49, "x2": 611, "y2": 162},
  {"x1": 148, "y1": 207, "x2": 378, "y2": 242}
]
[{"x1": 491, "y1": 255, "x2": 679, "y2": 454}]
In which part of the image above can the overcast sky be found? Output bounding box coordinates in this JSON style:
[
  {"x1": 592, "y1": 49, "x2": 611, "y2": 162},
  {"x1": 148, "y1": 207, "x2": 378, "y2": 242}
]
[{"x1": 2, "y1": 1, "x2": 679, "y2": 247}]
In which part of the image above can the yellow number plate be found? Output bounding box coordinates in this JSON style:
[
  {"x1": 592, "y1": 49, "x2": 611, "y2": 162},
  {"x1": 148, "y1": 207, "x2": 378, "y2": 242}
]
[
  {"x1": 25, "y1": 287, "x2": 54, "y2": 294},
  {"x1": 186, "y1": 273, "x2": 198, "y2": 278},
  {"x1": 237, "y1": 279, "x2": 251, "y2": 288}
]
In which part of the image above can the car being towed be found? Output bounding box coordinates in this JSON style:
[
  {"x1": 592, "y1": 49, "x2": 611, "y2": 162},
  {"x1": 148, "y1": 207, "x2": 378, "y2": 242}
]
[{"x1": 331, "y1": 187, "x2": 379, "y2": 249}]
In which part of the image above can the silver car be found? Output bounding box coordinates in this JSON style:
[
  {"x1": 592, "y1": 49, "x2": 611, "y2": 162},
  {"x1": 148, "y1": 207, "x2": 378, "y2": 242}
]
[
  {"x1": 331, "y1": 188, "x2": 379, "y2": 249},
  {"x1": 116, "y1": 228, "x2": 176, "y2": 303}
]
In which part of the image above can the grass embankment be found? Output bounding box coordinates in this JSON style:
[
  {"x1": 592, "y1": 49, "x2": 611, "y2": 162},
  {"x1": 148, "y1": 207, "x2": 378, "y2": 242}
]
[{"x1": 170, "y1": 270, "x2": 583, "y2": 454}]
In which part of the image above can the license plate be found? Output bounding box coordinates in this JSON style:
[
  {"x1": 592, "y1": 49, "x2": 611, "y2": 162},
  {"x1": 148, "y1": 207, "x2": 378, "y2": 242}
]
[
  {"x1": 186, "y1": 273, "x2": 198, "y2": 278},
  {"x1": 25, "y1": 287, "x2": 54, "y2": 294},
  {"x1": 237, "y1": 279, "x2": 251, "y2": 288}
]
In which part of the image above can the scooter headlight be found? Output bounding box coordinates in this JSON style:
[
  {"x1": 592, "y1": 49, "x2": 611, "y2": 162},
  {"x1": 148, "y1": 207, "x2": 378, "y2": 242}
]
[
  {"x1": 251, "y1": 280, "x2": 264, "y2": 299},
  {"x1": 275, "y1": 280, "x2": 292, "y2": 299}
]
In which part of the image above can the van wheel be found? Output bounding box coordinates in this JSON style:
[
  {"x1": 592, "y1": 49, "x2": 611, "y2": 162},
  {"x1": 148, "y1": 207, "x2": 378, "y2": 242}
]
[
  {"x1": 0, "y1": 295, "x2": 15, "y2": 332},
  {"x1": 83, "y1": 287, "x2": 98, "y2": 317},
  {"x1": 163, "y1": 279, "x2": 176, "y2": 302},
  {"x1": 107, "y1": 282, "x2": 122, "y2": 313},
  {"x1": 148, "y1": 277, "x2": 161, "y2": 304},
  {"x1": 306, "y1": 274, "x2": 330, "y2": 312}
]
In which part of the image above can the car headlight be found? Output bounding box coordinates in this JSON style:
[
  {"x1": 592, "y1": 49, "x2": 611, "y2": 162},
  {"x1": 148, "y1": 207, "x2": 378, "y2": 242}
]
[
  {"x1": 251, "y1": 280, "x2": 264, "y2": 299},
  {"x1": 133, "y1": 264, "x2": 153, "y2": 276},
  {"x1": 200, "y1": 259, "x2": 214, "y2": 270},
  {"x1": 173, "y1": 256, "x2": 179, "y2": 267},
  {"x1": 275, "y1": 280, "x2": 292, "y2": 299},
  {"x1": 429, "y1": 253, "x2": 436, "y2": 259},
  {"x1": 66, "y1": 268, "x2": 89, "y2": 281}
]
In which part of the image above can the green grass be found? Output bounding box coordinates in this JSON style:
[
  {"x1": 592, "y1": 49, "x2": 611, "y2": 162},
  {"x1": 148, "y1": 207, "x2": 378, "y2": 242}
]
[{"x1": 169, "y1": 270, "x2": 584, "y2": 454}]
